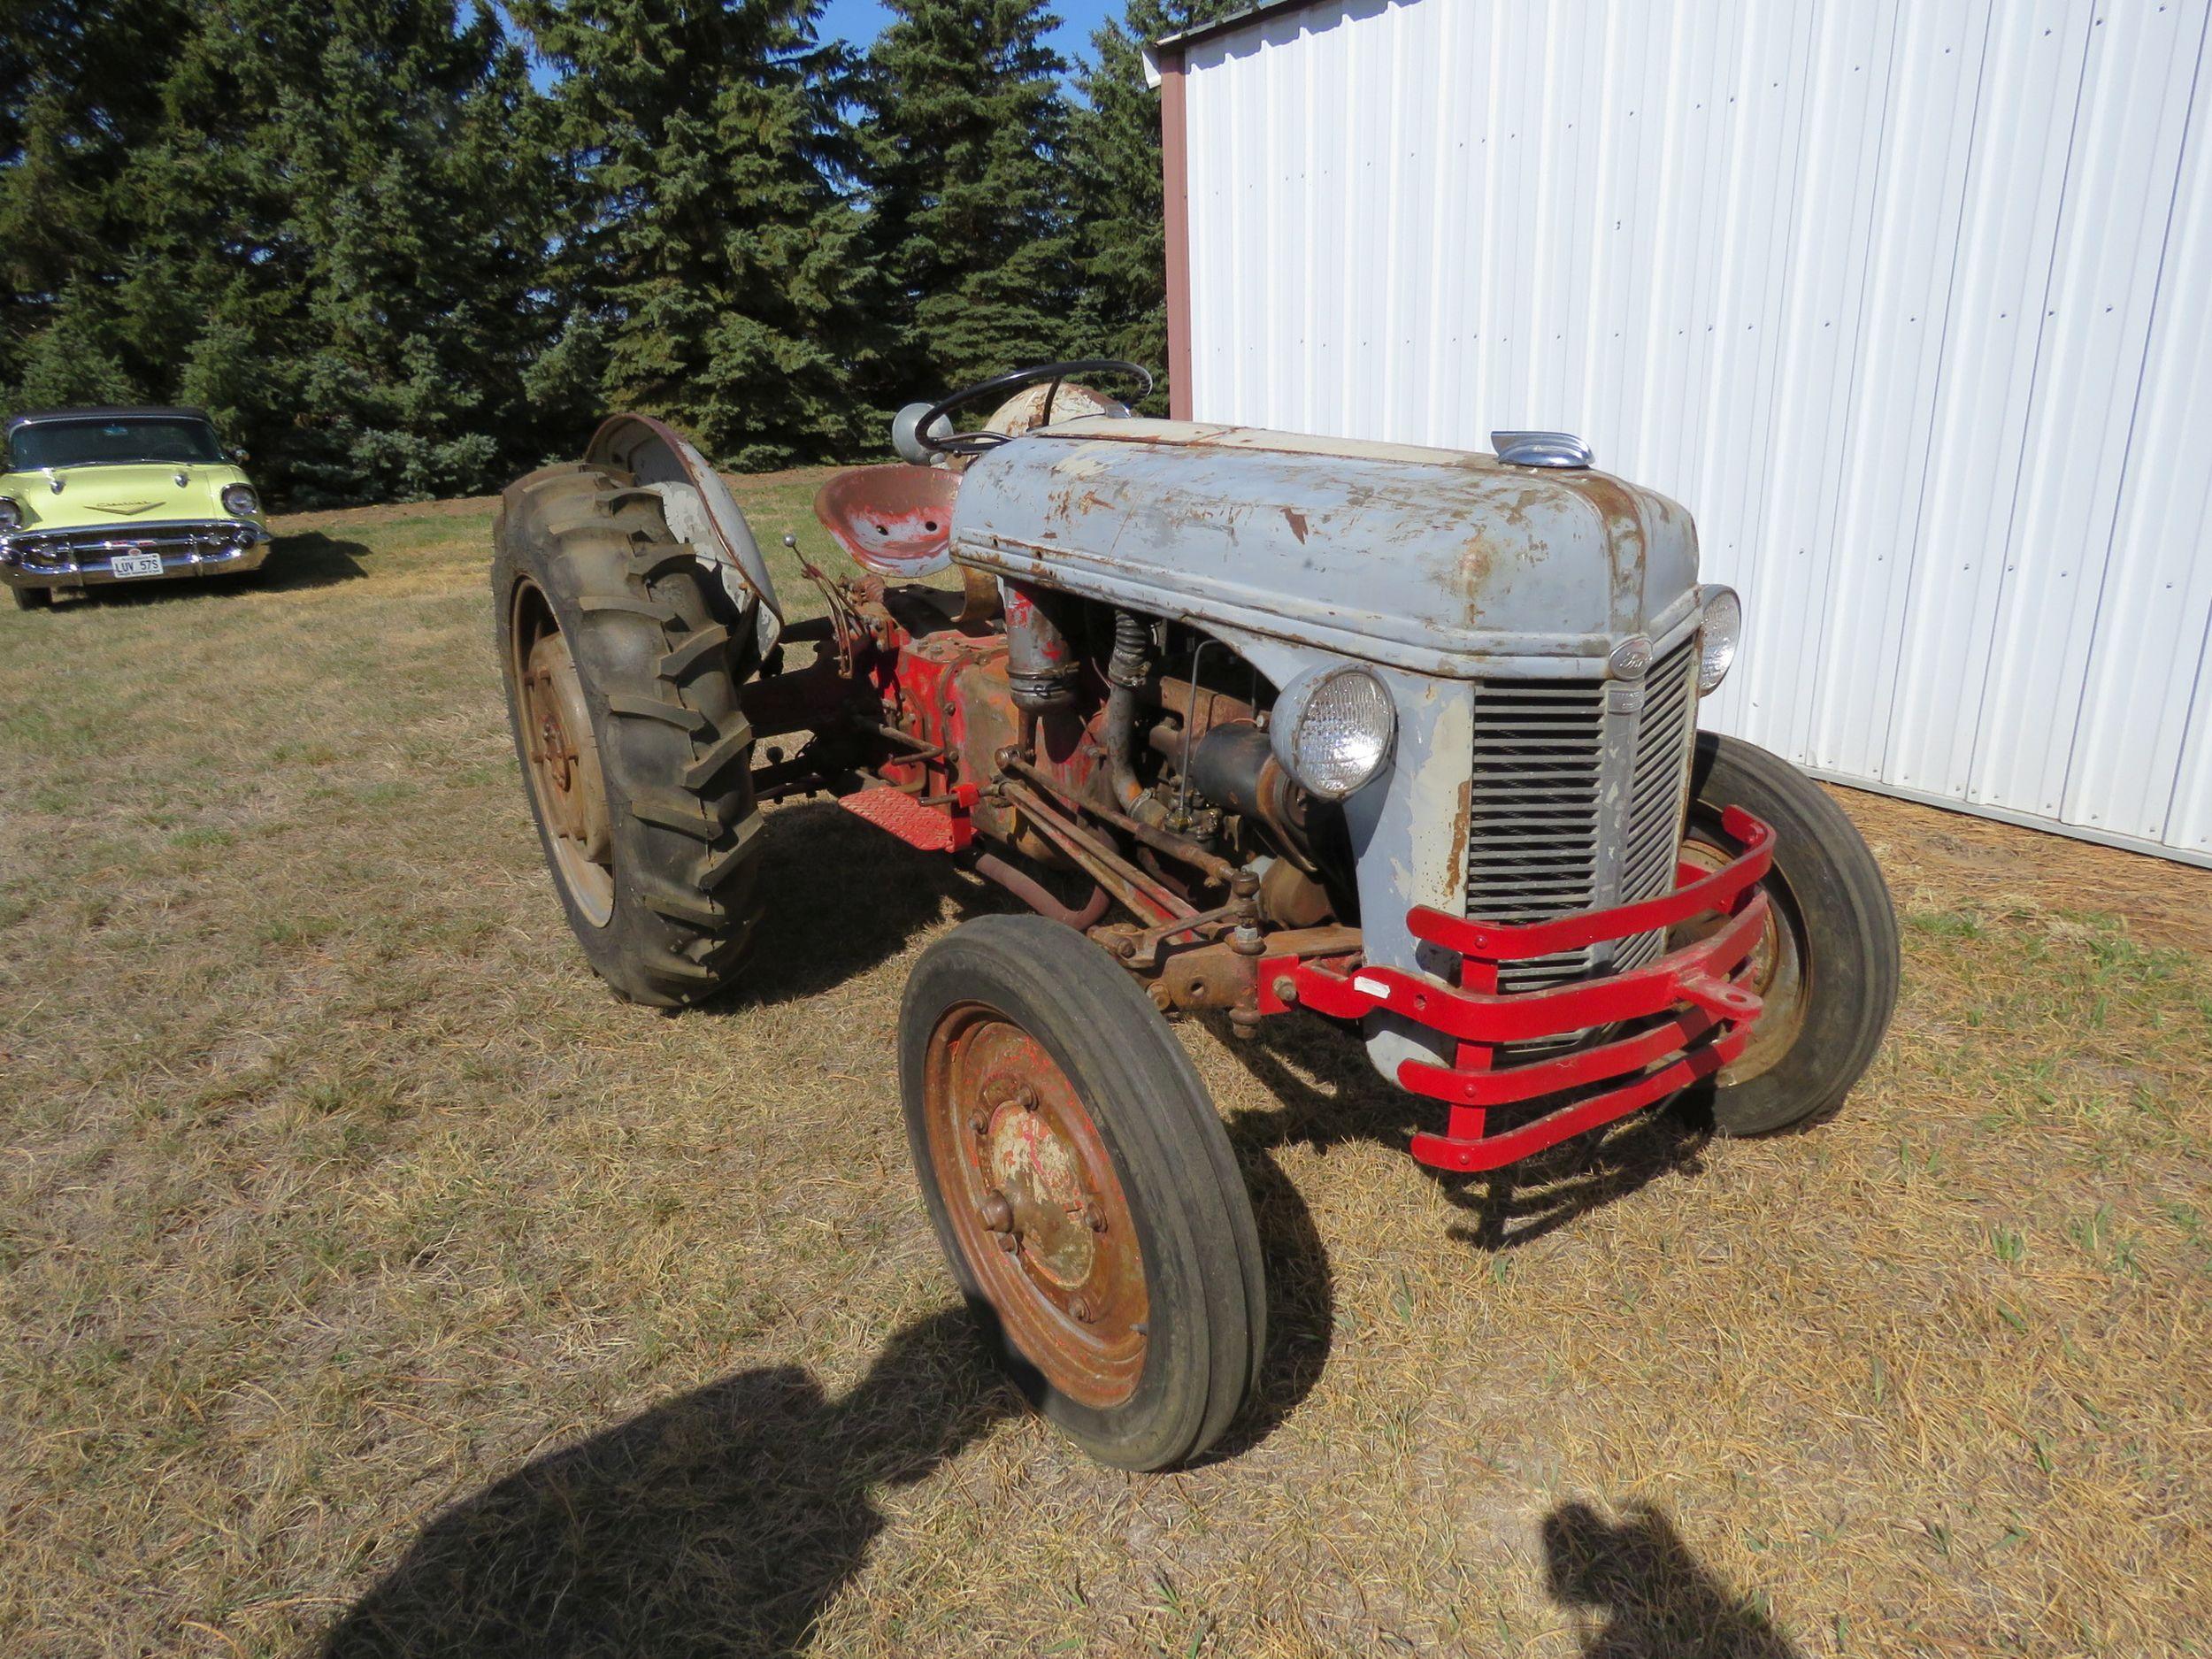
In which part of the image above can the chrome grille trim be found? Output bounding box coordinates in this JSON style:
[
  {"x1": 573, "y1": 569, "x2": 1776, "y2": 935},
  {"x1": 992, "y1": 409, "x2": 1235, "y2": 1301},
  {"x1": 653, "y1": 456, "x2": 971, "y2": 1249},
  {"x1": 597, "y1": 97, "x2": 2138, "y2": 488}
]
[
  {"x1": 1616, "y1": 639, "x2": 1700, "y2": 972},
  {"x1": 1463, "y1": 638, "x2": 1701, "y2": 997}
]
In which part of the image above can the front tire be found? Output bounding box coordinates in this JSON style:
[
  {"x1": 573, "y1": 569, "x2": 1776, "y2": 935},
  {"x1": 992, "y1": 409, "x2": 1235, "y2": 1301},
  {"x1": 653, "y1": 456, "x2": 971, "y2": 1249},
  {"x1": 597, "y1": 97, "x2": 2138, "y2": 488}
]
[
  {"x1": 493, "y1": 463, "x2": 765, "y2": 1006},
  {"x1": 9, "y1": 585, "x2": 50, "y2": 611},
  {"x1": 901, "y1": 915, "x2": 1266, "y2": 1471},
  {"x1": 1676, "y1": 733, "x2": 1900, "y2": 1136}
]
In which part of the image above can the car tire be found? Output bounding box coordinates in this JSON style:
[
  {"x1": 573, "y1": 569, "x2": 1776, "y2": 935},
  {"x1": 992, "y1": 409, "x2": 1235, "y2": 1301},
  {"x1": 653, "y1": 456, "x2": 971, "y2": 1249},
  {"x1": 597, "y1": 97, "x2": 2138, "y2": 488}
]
[{"x1": 10, "y1": 585, "x2": 51, "y2": 611}]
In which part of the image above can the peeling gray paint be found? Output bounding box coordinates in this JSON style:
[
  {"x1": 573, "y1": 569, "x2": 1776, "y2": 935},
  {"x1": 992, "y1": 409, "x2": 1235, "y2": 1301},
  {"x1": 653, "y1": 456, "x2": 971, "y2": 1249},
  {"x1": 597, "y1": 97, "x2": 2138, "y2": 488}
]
[{"x1": 950, "y1": 418, "x2": 1700, "y2": 680}]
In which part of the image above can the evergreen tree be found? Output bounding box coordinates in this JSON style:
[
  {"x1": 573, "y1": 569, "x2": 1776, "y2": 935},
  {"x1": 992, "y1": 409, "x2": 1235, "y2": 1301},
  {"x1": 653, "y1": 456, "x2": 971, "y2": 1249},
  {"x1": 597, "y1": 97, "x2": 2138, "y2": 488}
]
[
  {"x1": 2, "y1": 0, "x2": 563, "y2": 505},
  {"x1": 1064, "y1": 0, "x2": 1239, "y2": 411},
  {"x1": 0, "y1": 0, "x2": 189, "y2": 402},
  {"x1": 860, "y1": 0, "x2": 1077, "y2": 399},
  {"x1": 513, "y1": 0, "x2": 879, "y2": 471}
]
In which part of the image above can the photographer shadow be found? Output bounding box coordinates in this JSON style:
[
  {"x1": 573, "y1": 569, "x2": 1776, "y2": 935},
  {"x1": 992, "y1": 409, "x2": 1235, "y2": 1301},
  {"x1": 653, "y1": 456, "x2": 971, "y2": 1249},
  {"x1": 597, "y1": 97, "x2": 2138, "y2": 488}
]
[
  {"x1": 1543, "y1": 1499, "x2": 1805, "y2": 1658},
  {"x1": 322, "y1": 1307, "x2": 1018, "y2": 1659}
]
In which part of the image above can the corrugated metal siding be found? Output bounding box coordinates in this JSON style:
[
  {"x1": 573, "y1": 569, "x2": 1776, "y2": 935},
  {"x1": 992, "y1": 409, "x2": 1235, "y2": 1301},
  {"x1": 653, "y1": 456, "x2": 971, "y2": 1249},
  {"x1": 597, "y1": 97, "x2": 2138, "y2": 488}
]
[{"x1": 1179, "y1": 0, "x2": 2212, "y2": 864}]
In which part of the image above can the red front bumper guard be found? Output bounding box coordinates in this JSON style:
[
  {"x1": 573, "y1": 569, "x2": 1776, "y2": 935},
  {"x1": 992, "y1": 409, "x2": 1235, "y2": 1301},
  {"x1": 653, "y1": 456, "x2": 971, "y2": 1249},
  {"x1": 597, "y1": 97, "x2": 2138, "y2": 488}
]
[{"x1": 1259, "y1": 807, "x2": 1777, "y2": 1173}]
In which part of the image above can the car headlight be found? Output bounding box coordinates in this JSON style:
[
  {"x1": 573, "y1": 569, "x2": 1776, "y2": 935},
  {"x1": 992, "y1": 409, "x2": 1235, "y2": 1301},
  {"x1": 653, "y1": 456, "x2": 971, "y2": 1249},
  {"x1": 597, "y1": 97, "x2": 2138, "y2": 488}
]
[
  {"x1": 1697, "y1": 584, "x2": 1741, "y2": 694},
  {"x1": 0, "y1": 498, "x2": 19, "y2": 532},
  {"x1": 221, "y1": 484, "x2": 259, "y2": 517},
  {"x1": 1270, "y1": 664, "x2": 1396, "y2": 800}
]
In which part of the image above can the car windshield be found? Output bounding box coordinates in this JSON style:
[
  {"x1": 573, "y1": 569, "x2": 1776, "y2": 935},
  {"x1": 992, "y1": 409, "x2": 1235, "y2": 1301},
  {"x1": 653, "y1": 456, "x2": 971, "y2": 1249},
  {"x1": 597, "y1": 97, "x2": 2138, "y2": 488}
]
[{"x1": 7, "y1": 418, "x2": 226, "y2": 471}]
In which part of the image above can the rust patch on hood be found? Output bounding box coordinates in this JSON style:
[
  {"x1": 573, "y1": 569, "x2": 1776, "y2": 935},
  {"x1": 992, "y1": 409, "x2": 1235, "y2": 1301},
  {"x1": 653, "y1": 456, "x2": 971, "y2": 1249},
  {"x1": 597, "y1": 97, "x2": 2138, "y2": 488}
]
[{"x1": 1282, "y1": 506, "x2": 1309, "y2": 543}]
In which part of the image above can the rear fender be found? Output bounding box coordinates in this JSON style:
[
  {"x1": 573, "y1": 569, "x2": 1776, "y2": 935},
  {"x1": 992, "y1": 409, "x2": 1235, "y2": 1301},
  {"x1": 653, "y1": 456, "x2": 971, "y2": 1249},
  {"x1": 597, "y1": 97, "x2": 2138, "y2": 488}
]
[{"x1": 585, "y1": 413, "x2": 783, "y2": 655}]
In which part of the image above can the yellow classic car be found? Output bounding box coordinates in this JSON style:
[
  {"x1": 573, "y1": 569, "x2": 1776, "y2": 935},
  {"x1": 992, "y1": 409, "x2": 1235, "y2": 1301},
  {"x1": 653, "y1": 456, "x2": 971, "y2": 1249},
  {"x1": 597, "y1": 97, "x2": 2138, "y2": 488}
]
[{"x1": 0, "y1": 407, "x2": 272, "y2": 610}]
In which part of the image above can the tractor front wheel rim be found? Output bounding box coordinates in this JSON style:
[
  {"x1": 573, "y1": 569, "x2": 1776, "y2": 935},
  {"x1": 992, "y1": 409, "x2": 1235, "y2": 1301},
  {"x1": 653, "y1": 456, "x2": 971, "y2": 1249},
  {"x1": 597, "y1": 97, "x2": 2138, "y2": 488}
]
[
  {"x1": 511, "y1": 580, "x2": 616, "y2": 927},
  {"x1": 923, "y1": 1004, "x2": 1148, "y2": 1409},
  {"x1": 1676, "y1": 828, "x2": 1808, "y2": 1084}
]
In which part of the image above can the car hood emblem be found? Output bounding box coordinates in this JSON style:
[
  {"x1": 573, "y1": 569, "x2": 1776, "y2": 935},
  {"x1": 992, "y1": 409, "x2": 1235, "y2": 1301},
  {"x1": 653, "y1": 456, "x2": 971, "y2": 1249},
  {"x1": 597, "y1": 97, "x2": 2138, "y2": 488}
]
[{"x1": 88, "y1": 499, "x2": 164, "y2": 515}]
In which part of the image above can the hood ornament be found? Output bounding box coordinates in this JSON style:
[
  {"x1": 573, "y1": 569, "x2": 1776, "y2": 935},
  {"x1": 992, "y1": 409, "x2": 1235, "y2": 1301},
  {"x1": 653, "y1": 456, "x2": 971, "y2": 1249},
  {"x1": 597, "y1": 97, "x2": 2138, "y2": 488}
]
[{"x1": 1491, "y1": 430, "x2": 1594, "y2": 469}]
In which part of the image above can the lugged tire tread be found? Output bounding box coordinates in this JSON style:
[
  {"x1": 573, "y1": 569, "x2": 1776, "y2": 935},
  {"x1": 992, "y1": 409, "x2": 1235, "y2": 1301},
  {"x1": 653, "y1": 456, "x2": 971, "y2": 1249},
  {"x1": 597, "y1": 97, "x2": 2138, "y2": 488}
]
[
  {"x1": 627, "y1": 541, "x2": 703, "y2": 584},
  {"x1": 657, "y1": 624, "x2": 735, "y2": 681},
  {"x1": 492, "y1": 460, "x2": 764, "y2": 1006},
  {"x1": 605, "y1": 691, "x2": 708, "y2": 733},
  {"x1": 695, "y1": 815, "x2": 767, "y2": 890},
  {"x1": 579, "y1": 593, "x2": 680, "y2": 626},
  {"x1": 681, "y1": 725, "x2": 755, "y2": 792},
  {"x1": 630, "y1": 787, "x2": 726, "y2": 841}
]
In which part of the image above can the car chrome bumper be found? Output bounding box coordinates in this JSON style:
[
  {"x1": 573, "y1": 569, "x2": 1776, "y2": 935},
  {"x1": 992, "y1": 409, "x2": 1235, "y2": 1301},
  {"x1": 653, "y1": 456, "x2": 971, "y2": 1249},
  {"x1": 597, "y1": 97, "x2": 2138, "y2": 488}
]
[
  {"x1": 1262, "y1": 807, "x2": 1776, "y2": 1172},
  {"x1": 0, "y1": 521, "x2": 272, "y2": 588}
]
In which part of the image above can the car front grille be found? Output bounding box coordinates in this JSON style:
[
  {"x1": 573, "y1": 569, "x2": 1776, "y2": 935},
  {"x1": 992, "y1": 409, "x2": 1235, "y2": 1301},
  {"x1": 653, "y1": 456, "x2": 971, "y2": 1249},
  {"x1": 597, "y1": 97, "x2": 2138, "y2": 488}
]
[
  {"x1": 3, "y1": 522, "x2": 262, "y2": 576},
  {"x1": 1464, "y1": 637, "x2": 1699, "y2": 999}
]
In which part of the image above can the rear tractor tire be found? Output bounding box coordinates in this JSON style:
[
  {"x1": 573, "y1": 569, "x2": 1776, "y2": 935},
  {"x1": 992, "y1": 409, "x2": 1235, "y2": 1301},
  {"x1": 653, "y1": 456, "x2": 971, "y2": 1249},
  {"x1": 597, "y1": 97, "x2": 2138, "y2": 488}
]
[
  {"x1": 493, "y1": 462, "x2": 765, "y2": 1007},
  {"x1": 1675, "y1": 733, "x2": 1900, "y2": 1136},
  {"x1": 901, "y1": 915, "x2": 1267, "y2": 1471}
]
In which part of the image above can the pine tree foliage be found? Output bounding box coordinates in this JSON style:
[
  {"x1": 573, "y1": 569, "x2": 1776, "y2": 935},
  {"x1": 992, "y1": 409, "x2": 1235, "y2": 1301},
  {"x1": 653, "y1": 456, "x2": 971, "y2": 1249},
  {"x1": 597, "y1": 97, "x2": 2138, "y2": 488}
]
[
  {"x1": 2, "y1": 0, "x2": 562, "y2": 504},
  {"x1": 1, "y1": 0, "x2": 1215, "y2": 502},
  {"x1": 515, "y1": 0, "x2": 879, "y2": 470},
  {"x1": 861, "y1": 0, "x2": 1079, "y2": 399},
  {"x1": 1065, "y1": 0, "x2": 1240, "y2": 412}
]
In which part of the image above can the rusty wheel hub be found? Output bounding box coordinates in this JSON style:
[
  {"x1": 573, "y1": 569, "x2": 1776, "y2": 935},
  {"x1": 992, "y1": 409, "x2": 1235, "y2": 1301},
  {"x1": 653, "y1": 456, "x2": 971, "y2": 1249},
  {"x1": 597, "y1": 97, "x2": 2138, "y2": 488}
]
[
  {"x1": 1675, "y1": 832, "x2": 1807, "y2": 1084},
  {"x1": 924, "y1": 1006, "x2": 1147, "y2": 1408},
  {"x1": 511, "y1": 583, "x2": 616, "y2": 927}
]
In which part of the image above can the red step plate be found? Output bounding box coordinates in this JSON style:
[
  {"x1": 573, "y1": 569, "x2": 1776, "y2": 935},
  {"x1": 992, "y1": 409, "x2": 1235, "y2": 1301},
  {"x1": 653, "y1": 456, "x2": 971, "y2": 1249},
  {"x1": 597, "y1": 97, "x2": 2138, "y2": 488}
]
[{"x1": 839, "y1": 786, "x2": 957, "y2": 852}]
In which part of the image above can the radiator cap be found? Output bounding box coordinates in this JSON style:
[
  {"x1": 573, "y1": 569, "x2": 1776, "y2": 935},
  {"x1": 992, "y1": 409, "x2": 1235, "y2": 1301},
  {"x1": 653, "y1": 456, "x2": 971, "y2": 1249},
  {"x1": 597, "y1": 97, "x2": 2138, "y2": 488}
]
[{"x1": 1491, "y1": 430, "x2": 1593, "y2": 469}]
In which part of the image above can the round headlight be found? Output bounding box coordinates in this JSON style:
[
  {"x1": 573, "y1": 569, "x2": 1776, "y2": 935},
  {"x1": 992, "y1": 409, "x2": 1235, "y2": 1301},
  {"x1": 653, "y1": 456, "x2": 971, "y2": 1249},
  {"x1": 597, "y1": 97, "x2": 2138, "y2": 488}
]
[
  {"x1": 1270, "y1": 664, "x2": 1396, "y2": 801},
  {"x1": 221, "y1": 483, "x2": 259, "y2": 517},
  {"x1": 0, "y1": 498, "x2": 20, "y2": 532},
  {"x1": 1697, "y1": 584, "x2": 1742, "y2": 695}
]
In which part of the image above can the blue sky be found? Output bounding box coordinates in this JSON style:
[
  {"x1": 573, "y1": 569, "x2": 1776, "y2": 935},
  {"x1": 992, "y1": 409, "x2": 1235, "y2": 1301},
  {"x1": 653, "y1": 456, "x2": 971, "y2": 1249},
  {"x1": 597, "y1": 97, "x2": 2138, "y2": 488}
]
[
  {"x1": 518, "y1": 0, "x2": 1128, "y2": 91},
  {"x1": 814, "y1": 0, "x2": 1125, "y2": 69}
]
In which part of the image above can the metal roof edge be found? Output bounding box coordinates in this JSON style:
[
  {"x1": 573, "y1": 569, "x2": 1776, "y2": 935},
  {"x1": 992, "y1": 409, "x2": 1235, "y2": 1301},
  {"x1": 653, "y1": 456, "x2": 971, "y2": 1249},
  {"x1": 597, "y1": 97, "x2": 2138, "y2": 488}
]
[{"x1": 1150, "y1": 0, "x2": 1340, "y2": 58}]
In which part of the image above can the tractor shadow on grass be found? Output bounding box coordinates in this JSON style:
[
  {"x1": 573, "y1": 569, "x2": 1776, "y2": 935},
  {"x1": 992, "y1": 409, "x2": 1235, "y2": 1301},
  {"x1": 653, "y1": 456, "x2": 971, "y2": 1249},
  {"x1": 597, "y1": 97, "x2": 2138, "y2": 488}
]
[
  {"x1": 1542, "y1": 1499, "x2": 1806, "y2": 1658},
  {"x1": 1217, "y1": 1020, "x2": 1715, "y2": 1254},
  {"x1": 321, "y1": 1306, "x2": 1020, "y2": 1659},
  {"x1": 702, "y1": 798, "x2": 1019, "y2": 1009}
]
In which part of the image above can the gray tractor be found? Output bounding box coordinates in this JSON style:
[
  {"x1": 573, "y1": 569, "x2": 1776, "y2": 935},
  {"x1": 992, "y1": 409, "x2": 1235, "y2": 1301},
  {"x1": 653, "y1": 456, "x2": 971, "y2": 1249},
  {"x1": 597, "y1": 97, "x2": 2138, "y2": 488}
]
[{"x1": 493, "y1": 362, "x2": 1898, "y2": 1470}]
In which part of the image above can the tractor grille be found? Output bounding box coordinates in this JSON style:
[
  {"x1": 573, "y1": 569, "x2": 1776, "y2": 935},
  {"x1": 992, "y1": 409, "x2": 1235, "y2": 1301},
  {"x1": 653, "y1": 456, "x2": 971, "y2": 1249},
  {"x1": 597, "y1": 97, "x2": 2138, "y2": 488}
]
[
  {"x1": 1465, "y1": 678, "x2": 1610, "y2": 995},
  {"x1": 1464, "y1": 638, "x2": 1699, "y2": 998}
]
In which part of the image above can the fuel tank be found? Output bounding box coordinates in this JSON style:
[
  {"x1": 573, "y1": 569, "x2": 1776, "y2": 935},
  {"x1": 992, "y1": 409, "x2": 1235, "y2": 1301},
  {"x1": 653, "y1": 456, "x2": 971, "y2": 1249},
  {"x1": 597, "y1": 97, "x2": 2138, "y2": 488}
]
[{"x1": 949, "y1": 419, "x2": 1700, "y2": 678}]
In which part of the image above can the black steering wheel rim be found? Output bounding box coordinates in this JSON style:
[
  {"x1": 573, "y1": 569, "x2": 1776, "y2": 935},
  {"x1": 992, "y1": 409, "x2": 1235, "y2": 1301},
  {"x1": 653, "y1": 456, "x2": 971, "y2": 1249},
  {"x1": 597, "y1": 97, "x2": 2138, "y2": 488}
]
[{"x1": 916, "y1": 360, "x2": 1154, "y2": 457}]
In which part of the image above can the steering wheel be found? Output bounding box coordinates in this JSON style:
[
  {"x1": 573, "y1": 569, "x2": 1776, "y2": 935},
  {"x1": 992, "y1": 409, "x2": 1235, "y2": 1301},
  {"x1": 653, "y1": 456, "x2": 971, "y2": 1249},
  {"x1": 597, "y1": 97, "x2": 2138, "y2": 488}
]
[{"x1": 911, "y1": 360, "x2": 1154, "y2": 457}]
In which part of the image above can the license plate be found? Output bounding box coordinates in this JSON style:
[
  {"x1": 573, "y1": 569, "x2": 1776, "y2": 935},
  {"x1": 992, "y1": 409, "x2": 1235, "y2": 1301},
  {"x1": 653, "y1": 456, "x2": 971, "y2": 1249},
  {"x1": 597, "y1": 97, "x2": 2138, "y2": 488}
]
[{"x1": 110, "y1": 552, "x2": 165, "y2": 579}]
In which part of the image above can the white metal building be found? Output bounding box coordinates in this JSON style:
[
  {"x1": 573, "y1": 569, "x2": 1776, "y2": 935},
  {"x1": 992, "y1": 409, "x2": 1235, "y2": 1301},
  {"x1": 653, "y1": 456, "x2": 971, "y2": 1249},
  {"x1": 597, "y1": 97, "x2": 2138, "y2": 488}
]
[{"x1": 1149, "y1": 0, "x2": 2212, "y2": 866}]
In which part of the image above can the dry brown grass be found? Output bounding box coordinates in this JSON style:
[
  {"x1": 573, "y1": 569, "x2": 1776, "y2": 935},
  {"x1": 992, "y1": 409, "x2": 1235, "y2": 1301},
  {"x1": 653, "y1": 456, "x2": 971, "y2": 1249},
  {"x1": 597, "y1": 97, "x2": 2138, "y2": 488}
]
[{"x1": 2, "y1": 480, "x2": 2208, "y2": 1658}]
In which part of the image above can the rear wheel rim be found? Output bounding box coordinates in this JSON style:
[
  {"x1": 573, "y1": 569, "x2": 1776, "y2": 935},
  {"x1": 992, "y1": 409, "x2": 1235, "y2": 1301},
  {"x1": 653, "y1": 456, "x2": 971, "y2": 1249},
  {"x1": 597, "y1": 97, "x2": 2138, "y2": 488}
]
[
  {"x1": 922, "y1": 1003, "x2": 1148, "y2": 1409},
  {"x1": 1674, "y1": 821, "x2": 1809, "y2": 1085},
  {"x1": 511, "y1": 580, "x2": 616, "y2": 927}
]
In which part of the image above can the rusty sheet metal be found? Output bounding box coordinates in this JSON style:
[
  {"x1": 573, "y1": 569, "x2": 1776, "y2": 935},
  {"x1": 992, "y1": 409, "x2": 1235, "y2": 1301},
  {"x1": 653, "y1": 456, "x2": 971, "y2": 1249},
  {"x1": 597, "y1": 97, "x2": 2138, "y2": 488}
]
[
  {"x1": 949, "y1": 417, "x2": 1701, "y2": 680},
  {"x1": 1339, "y1": 667, "x2": 1481, "y2": 1081},
  {"x1": 586, "y1": 413, "x2": 783, "y2": 653},
  {"x1": 920, "y1": 1010, "x2": 1148, "y2": 1408}
]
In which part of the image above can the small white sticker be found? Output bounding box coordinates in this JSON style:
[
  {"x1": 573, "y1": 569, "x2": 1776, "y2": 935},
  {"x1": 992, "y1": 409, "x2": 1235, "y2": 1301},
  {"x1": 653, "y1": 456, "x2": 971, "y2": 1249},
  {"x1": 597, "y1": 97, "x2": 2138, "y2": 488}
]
[{"x1": 1353, "y1": 975, "x2": 1393, "y2": 998}]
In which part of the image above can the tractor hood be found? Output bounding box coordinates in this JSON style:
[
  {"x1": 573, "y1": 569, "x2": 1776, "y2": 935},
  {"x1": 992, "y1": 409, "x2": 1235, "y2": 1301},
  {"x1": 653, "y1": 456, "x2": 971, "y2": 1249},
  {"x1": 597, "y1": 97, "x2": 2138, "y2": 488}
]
[{"x1": 948, "y1": 419, "x2": 1701, "y2": 678}]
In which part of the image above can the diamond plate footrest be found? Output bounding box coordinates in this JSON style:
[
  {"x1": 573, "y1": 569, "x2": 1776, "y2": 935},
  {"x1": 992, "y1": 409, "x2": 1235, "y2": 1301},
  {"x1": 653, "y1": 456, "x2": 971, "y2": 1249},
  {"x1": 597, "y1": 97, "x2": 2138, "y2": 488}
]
[{"x1": 839, "y1": 786, "x2": 957, "y2": 852}]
